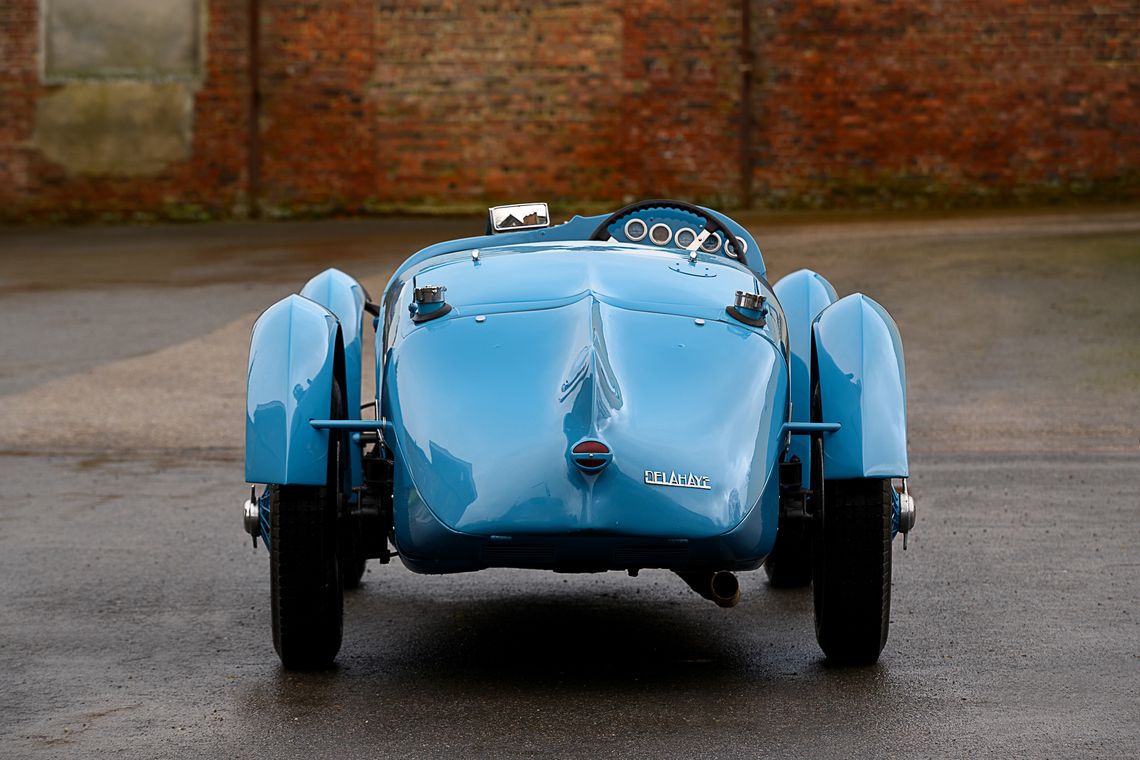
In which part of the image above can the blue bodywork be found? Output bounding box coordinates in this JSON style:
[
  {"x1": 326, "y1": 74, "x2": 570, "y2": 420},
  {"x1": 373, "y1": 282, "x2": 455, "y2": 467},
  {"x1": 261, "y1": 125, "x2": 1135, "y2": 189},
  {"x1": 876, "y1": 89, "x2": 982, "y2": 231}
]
[
  {"x1": 244, "y1": 203, "x2": 909, "y2": 574},
  {"x1": 381, "y1": 244, "x2": 785, "y2": 572}
]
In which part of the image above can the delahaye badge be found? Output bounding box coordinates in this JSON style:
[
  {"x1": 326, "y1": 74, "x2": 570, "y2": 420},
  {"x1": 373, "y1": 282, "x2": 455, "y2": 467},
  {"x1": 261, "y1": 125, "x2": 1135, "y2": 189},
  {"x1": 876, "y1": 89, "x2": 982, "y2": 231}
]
[{"x1": 644, "y1": 470, "x2": 712, "y2": 490}]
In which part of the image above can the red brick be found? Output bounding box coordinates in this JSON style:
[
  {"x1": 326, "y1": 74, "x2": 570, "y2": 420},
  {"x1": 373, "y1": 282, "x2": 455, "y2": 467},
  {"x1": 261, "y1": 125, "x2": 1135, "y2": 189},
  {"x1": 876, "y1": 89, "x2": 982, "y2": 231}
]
[{"x1": 0, "y1": 0, "x2": 1137, "y2": 220}]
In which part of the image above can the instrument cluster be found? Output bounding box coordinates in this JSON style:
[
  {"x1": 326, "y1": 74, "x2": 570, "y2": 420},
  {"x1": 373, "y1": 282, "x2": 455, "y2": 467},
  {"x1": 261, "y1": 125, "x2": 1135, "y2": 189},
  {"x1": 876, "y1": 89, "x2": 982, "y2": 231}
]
[{"x1": 611, "y1": 212, "x2": 748, "y2": 260}]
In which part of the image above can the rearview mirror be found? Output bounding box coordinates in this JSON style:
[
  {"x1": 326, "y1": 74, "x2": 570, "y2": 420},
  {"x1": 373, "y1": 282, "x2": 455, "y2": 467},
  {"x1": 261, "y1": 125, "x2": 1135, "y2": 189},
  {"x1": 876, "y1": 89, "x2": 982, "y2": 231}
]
[{"x1": 487, "y1": 203, "x2": 550, "y2": 234}]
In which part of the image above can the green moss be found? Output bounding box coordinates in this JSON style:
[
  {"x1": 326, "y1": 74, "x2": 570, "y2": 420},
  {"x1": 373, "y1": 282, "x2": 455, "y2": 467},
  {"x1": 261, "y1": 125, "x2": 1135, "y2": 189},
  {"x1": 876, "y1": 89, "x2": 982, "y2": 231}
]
[
  {"x1": 2, "y1": 173, "x2": 1138, "y2": 225},
  {"x1": 740, "y1": 171, "x2": 1140, "y2": 213}
]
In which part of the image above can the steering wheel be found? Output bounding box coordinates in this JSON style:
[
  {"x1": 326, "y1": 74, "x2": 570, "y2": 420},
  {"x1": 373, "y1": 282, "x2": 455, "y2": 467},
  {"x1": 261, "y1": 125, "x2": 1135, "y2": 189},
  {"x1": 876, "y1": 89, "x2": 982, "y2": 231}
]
[{"x1": 589, "y1": 199, "x2": 750, "y2": 268}]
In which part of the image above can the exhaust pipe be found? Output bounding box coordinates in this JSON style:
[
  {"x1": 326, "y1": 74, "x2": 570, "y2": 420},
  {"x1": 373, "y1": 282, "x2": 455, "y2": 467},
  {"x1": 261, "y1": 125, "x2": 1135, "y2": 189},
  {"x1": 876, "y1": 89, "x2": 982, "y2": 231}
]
[{"x1": 676, "y1": 571, "x2": 741, "y2": 608}]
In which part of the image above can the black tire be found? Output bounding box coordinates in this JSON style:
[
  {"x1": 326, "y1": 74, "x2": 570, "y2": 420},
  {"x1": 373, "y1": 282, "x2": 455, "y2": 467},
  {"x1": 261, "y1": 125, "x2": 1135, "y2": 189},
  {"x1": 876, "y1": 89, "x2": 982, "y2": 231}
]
[
  {"x1": 270, "y1": 484, "x2": 343, "y2": 669},
  {"x1": 812, "y1": 477, "x2": 893, "y2": 665},
  {"x1": 340, "y1": 555, "x2": 367, "y2": 590},
  {"x1": 269, "y1": 380, "x2": 346, "y2": 670}
]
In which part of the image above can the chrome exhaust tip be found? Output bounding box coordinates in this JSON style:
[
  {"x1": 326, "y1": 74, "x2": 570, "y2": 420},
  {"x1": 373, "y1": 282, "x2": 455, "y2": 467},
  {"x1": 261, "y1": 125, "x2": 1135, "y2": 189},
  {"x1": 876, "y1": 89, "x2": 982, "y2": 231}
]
[
  {"x1": 676, "y1": 570, "x2": 741, "y2": 608},
  {"x1": 709, "y1": 571, "x2": 741, "y2": 608}
]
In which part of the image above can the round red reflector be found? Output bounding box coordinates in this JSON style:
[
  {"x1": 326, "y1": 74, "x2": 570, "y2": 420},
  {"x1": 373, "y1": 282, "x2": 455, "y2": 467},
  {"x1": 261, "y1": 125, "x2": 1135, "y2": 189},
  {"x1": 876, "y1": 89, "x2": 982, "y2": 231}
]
[{"x1": 572, "y1": 440, "x2": 610, "y2": 455}]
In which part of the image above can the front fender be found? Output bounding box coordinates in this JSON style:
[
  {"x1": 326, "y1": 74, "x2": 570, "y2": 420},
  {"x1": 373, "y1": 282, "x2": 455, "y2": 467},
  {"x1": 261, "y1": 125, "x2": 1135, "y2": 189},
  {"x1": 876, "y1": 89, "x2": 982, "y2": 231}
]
[
  {"x1": 812, "y1": 294, "x2": 908, "y2": 479},
  {"x1": 245, "y1": 294, "x2": 342, "y2": 485}
]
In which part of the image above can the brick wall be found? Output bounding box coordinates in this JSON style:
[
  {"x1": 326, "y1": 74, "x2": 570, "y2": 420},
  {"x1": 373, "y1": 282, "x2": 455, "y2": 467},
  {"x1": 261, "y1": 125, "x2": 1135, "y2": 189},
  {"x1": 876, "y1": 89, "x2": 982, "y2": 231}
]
[
  {"x1": 260, "y1": 0, "x2": 377, "y2": 212},
  {"x1": 620, "y1": 1, "x2": 742, "y2": 204},
  {"x1": 371, "y1": 0, "x2": 625, "y2": 206},
  {"x1": 752, "y1": 0, "x2": 1140, "y2": 207},
  {"x1": 0, "y1": 0, "x2": 251, "y2": 221},
  {"x1": 0, "y1": 1, "x2": 1136, "y2": 220}
]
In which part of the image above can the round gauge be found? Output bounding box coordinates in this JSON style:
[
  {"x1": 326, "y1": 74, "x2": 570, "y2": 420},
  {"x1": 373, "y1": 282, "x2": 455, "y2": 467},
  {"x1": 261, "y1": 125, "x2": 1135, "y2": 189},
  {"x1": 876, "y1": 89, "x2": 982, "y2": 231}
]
[
  {"x1": 648, "y1": 223, "x2": 673, "y2": 246},
  {"x1": 623, "y1": 218, "x2": 648, "y2": 242},
  {"x1": 700, "y1": 231, "x2": 722, "y2": 253},
  {"x1": 674, "y1": 227, "x2": 697, "y2": 249},
  {"x1": 725, "y1": 236, "x2": 748, "y2": 258}
]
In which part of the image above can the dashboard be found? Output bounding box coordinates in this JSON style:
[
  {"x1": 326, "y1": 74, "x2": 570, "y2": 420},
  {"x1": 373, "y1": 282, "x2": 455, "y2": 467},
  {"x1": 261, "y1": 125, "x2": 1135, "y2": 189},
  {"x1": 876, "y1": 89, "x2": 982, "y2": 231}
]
[{"x1": 601, "y1": 206, "x2": 750, "y2": 260}]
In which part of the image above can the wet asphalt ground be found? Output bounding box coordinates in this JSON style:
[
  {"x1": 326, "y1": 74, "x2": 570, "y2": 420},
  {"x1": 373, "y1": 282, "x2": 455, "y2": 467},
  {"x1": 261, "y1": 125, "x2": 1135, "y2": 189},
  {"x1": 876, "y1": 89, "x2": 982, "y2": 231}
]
[{"x1": 1, "y1": 210, "x2": 1138, "y2": 758}]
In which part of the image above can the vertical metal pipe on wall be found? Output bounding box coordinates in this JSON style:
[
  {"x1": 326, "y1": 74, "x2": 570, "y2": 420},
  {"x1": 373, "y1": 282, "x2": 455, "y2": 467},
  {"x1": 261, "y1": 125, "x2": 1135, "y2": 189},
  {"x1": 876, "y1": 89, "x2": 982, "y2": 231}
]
[
  {"x1": 739, "y1": 0, "x2": 754, "y2": 209},
  {"x1": 247, "y1": 0, "x2": 262, "y2": 218}
]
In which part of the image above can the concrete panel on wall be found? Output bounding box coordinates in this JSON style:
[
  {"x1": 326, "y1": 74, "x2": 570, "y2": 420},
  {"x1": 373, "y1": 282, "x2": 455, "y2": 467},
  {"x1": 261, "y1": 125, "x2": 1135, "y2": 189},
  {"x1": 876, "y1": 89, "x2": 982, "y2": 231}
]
[
  {"x1": 43, "y1": 0, "x2": 202, "y2": 81},
  {"x1": 33, "y1": 81, "x2": 194, "y2": 176}
]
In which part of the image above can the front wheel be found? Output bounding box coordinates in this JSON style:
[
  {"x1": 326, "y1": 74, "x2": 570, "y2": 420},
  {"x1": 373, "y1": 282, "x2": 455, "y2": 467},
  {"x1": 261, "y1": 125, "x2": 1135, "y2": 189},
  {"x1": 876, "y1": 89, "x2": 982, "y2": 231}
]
[{"x1": 812, "y1": 478, "x2": 893, "y2": 665}]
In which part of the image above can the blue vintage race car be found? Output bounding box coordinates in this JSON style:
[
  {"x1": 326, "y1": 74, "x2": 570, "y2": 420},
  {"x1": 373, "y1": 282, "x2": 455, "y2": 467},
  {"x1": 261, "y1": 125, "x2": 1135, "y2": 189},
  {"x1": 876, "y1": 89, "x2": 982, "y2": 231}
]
[{"x1": 243, "y1": 200, "x2": 915, "y2": 669}]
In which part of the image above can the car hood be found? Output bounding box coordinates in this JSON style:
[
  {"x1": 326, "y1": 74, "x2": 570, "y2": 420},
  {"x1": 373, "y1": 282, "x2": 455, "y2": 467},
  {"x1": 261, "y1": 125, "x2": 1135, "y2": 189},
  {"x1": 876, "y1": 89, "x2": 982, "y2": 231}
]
[
  {"x1": 396, "y1": 241, "x2": 771, "y2": 326},
  {"x1": 384, "y1": 293, "x2": 787, "y2": 539}
]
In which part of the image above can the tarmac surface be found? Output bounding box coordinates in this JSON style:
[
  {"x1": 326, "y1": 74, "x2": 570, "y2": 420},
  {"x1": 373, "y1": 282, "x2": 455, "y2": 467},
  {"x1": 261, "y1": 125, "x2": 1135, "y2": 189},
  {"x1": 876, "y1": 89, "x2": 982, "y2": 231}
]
[{"x1": 1, "y1": 209, "x2": 1138, "y2": 758}]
